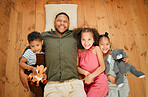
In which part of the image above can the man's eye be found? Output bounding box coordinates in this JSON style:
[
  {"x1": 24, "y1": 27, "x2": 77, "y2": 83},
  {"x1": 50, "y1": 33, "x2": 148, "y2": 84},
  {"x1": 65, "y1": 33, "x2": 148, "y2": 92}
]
[{"x1": 57, "y1": 20, "x2": 61, "y2": 22}]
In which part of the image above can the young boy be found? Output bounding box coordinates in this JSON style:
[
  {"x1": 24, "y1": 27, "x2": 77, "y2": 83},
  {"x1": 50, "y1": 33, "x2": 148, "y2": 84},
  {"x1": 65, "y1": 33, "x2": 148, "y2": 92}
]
[
  {"x1": 20, "y1": 31, "x2": 44, "y2": 73},
  {"x1": 19, "y1": 31, "x2": 45, "y2": 97}
]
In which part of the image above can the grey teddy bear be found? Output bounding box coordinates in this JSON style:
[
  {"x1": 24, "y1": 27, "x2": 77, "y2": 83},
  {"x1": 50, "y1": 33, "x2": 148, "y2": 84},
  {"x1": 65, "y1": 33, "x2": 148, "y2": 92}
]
[{"x1": 104, "y1": 49, "x2": 145, "y2": 87}]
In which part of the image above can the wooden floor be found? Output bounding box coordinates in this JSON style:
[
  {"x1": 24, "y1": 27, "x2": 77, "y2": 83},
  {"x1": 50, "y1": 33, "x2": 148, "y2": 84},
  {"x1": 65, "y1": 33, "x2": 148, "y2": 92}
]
[{"x1": 0, "y1": 0, "x2": 147, "y2": 97}]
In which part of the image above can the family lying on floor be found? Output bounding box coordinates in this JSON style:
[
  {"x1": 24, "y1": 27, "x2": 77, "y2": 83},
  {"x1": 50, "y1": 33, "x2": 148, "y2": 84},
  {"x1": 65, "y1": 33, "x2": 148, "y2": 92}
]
[{"x1": 19, "y1": 12, "x2": 145, "y2": 97}]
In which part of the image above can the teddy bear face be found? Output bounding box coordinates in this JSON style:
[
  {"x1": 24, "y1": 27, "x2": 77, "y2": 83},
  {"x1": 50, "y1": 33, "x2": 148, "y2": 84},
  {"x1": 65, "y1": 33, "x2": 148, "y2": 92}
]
[
  {"x1": 116, "y1": 54, "x2": 123, "y2": 59},
  {"x1": 111, "y1": 49, "x2": 124, "y2": 60}
]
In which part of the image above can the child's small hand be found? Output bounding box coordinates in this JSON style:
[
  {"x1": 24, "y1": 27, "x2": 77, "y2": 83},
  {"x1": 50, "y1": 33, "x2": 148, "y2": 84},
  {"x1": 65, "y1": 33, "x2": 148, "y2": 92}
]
[
  {"x1": 122, "y1": 57, "x2": 129, "y2": 63},
  {"x1": 42, "y1": 73, "x2": 47, "y2": 80},
  {"x1": 84, "y1": 71, "x2": 91, "y2": 77},
  {"x1": 107, "y1": 75, "x2": 117, "y2": 84},
  {"x1": 31, "y1": 67, "x2": 37, "y2": 75},
  {"x1": 83, "y1": 74, "x2": 94, "y2": 84}
]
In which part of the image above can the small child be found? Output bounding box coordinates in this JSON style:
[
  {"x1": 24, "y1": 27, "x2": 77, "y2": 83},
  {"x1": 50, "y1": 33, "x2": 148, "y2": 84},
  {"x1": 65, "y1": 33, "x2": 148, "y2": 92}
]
[
  {"x1": 20, "y1": 31, "x2": 44, "y2": 73},
  {"x1": 20, "y1": 31, "x2": 45, "y2": 97},
  {"x1": 73, "y1": 28, "x2": 109, "y2": 97},
  {"x1": 98, "y1": 32, "x2": 133, "y2": 97}
]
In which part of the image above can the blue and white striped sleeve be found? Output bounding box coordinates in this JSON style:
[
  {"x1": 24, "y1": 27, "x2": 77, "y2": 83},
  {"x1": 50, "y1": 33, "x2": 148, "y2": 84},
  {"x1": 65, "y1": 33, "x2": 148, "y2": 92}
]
[{"x1": 22, "y1": 49, "x2": 33, "y2": 61}]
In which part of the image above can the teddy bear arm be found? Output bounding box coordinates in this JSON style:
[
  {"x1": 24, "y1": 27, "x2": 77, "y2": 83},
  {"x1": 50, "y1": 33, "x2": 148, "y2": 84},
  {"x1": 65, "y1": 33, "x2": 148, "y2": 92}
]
[
  {"x1": 130, "y1": 65, "x2": 145, "y2": 78},
  {"x1": 116, "y1": 72, "x2": 124, "y2": 87}
]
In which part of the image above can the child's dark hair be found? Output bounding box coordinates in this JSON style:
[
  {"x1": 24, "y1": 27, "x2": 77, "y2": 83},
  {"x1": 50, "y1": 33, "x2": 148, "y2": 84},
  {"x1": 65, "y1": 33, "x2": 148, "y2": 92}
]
[
  {"x1": 73, "y1": 28, "x2": 99, "y2": 49},
  {"x1": 28, "y1": 31, "x2": 42, "y2": 43},
  {"x1": 98, "y1": 32, "x2": 110, "y2": 43}
]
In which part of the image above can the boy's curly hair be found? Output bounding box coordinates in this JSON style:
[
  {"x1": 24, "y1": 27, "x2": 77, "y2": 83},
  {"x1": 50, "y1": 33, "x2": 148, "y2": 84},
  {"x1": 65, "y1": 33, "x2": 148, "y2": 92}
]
[
  {"x1": 73, "y1": 27, "x2": 99, "y2": 49},
  {"x1": 28, "y1": 31, "x2": 43, "y2": 43}
]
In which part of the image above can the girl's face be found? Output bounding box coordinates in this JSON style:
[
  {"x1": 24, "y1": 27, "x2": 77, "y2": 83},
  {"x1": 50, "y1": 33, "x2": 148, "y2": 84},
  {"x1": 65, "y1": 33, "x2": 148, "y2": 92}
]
[
  {"x1": 29, "y1": 39, "x2": 43, "y2": 53},
  {"x1": 81, "y1": 32, "x2": 94, "y2": 49},
  {"x1": 99, "y1": 37, "x2": 111, "y2": 54}
]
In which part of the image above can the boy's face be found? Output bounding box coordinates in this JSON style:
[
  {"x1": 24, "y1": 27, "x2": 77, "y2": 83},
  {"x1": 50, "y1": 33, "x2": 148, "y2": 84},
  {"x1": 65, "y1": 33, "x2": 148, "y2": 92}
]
[
  {"x1": 81, "y1": 32, "x2": 94, "y2": 49},
  {"x1": 99, "y1": 37, "x2": 111, "y2": 54},
  {"x1": 29, "y1": 39, "x2": 43, "y2": 53},
  {"x1": 54, "y1": 14, "x2": 70, "y2": 33}
]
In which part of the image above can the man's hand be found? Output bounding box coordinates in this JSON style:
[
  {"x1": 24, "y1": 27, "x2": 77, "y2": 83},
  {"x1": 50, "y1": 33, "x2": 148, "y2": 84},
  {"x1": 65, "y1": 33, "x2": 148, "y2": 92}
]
[{"x1": 19, "y1": 67, "x2": 30, "y2": 91}]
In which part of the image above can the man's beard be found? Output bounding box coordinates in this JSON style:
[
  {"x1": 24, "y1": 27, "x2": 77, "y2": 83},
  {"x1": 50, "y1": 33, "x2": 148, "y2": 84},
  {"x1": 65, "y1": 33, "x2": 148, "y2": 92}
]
[{"x1": 55, "y1": 27, "x2": 69, "y2": 35}]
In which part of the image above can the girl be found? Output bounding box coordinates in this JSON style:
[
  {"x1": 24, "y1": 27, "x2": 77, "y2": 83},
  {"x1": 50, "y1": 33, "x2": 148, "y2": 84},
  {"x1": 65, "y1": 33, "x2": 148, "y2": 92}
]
[
  {"x1": 98, "y1": 32, "x2": 130, "y2": 97},
  {"x1": 73, "y1": 28, "x2": 109, "y2": 97}
]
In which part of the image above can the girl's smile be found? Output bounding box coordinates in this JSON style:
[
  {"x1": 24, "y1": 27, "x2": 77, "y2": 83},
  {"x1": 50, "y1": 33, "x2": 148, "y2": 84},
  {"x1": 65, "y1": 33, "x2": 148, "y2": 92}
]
[{"x1": 81, "y1": 32, "x2": 94, "y2": 50}]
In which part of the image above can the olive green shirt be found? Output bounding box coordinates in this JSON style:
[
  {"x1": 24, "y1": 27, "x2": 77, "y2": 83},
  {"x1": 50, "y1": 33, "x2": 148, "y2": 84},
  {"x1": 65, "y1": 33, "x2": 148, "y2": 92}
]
[{"x1": 41, "y1": 30, "x2": 79, "y2": 82}]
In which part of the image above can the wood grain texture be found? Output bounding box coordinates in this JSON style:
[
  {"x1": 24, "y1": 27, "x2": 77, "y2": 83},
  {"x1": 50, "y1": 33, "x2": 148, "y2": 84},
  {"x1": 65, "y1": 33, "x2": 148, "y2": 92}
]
[{"x1": 0, "y1": 0, "x2": 147, "y2": 97}]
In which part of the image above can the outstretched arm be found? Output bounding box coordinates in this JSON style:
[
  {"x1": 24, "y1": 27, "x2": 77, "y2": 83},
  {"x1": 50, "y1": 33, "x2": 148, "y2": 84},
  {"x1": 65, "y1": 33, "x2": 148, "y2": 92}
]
[
  {"x1": 19, "y1": 46, "x2": 31, "y2": 91},
  {"x1": 19, "y1": 66, "x2": 30, "y2": 91},
  {"x1": 20, "y1": 57, "x2": 37, "y2": 74}
]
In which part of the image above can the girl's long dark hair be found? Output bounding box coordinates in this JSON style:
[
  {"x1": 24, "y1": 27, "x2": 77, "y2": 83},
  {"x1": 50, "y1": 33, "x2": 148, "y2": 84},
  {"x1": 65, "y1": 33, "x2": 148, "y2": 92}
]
[{"x1": 73, "y1": 28, "x2": 99, "y2": 49}]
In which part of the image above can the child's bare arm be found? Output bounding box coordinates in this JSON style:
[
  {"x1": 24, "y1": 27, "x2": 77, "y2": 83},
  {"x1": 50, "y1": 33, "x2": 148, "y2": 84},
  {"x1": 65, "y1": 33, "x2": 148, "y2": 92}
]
[
  {"x1": 19, "y1": 66, "x2": 30, "y2": 91},
  {"x1": 19, "y1": 57, "x2": 37, "y2": 74},
  {"x1": 76, "y1": 55, "x2": 91, "y2": 76},
  {"x1": 89, "y1": 46, "x2": 105, "y2": 78},
  {"x1": 107, "y1": 75, "x2": 117, "y2": 84}
]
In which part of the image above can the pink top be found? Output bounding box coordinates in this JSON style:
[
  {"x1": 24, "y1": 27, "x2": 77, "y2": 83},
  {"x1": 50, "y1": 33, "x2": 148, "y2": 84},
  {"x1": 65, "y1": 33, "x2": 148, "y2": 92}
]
[
  {"x1": 78, "y1": 46, "x2": 105, "y2": 77},
  {"x1": 78, "y1": 46, "x2": 109, "y2": 97}
]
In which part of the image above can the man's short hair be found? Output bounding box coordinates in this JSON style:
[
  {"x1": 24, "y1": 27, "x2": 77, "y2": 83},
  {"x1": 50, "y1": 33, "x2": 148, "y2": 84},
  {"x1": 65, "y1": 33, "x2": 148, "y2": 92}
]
[
  {"x1": 55, "y1": 12, "x2": 70, "y2": 21},
  {"x1": 28, "y1": 31, "x2": 42, "y2": 43}
]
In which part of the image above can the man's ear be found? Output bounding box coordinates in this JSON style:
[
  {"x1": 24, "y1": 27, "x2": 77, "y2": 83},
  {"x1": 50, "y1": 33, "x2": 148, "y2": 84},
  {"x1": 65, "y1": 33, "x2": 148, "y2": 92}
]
[{"x1": 54, "y1": 21, "x2": 56, "y2": 26}]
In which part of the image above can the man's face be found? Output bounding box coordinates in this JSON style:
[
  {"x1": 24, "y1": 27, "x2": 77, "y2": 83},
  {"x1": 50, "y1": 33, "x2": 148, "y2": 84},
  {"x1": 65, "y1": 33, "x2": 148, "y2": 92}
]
[{"x1": 54, "y1": 14, "x2": 70, "y2": 33}]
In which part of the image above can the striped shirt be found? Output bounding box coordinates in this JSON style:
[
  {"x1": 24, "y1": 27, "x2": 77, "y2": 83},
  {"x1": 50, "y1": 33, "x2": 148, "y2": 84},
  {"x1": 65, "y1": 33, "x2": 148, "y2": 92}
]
[{"x1": 22, "y1": 49, "x2": 44, "y2": 66}]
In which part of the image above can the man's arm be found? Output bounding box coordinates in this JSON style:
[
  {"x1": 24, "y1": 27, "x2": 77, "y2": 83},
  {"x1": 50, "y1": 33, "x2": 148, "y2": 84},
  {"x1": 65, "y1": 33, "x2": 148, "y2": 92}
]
[
  {"x1": 19, "y1": 66, "x2": 30, "y2": 91},
  {"x1": 19, "y1": 46, "x2": 30, "y2": 90}
]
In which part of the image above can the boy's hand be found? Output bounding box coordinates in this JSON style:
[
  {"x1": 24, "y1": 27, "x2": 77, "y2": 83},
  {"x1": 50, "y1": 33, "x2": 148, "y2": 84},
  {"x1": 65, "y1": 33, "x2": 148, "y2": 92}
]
[
  {"x1": 42, "y1": 73, "x2": 47, "y2": 80},
  {"x1": 31, "y1": 67, "x2": 37, "y2": 75},
  {"x1": 122, "y1": 57, "x2": 129, "y2": 63}
]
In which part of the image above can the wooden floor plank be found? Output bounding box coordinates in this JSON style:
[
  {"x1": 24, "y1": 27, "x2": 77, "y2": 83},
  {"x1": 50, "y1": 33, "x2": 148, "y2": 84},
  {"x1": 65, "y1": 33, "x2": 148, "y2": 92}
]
[
  {"x1": 94, "y1": 0, "x2": 110, "y2": 34},
  {"x1": 105, "y1": 0, "x2": 124, "y2": 49},
  {"x1": 19, "y1": 1, "x2": 36, "y2": 97},
  {"x1": 82, "y1": 0, "x2": 97, "y2": 28},
  {"x1": 123, "y1": 0, "x2": 146, "y2": 97},
  {"x1": 77, "y1": 0, "x2": 85, "y2": 28},
  {"x1": 0, "y1": 0, "x2": 11, "y2": 97},
  {"x1": 3, "y1": 0, "x2": 36, "y2": 97}
]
